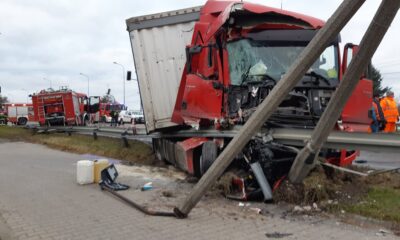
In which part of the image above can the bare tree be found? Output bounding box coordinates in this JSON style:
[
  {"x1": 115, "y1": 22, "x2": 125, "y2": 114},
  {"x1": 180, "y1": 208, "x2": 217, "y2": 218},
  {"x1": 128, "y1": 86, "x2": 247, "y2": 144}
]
[{"x1": 0, "y1": 95, "x2": 8, "y2": 106}]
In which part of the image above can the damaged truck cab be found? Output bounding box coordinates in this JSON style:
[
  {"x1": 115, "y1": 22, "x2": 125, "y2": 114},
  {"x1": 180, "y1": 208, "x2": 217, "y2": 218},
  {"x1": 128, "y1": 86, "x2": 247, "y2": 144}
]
[
  {"x1": 127, "y1": 1, "x2": 372, "y2": 181},
  {"x1": 173, "y1": 1, "x2": 371, "y2": 132}
]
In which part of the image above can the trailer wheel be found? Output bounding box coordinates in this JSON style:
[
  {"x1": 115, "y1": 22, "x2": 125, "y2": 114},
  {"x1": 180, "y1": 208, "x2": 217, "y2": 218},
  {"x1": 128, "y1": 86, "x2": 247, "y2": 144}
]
[
  {"x1": 18, "y1": 117, "x2": 28, "y2": 126},
  {"x1": 199, "y1": 141, "x2": 218, "y2": 176}
]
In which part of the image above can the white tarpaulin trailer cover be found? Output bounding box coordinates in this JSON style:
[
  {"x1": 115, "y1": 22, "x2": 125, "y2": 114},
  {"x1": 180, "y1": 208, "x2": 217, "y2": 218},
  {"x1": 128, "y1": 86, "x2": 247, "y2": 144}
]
[{"x1": 126, "y1": 7, "x2": 201, "y2": 133}]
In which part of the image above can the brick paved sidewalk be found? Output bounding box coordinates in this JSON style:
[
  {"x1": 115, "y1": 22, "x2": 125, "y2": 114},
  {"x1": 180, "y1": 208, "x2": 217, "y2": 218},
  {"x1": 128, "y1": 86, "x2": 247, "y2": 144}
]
[{"x1": 0, "y1": 142, "x2": 397, "y2": 240}]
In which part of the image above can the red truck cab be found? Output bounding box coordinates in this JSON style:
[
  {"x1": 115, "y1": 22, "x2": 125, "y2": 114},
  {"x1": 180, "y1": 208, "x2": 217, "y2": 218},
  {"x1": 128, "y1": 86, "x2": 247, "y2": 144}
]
[{"x1": 173, "y1": 1, "x2": 372, "y2": 133}]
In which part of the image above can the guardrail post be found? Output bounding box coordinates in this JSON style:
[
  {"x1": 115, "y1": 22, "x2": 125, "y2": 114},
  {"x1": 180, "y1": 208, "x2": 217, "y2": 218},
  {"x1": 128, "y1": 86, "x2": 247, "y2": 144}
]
[
  {"x1": 173, "y1": 0, "x2": 366, "y2": 218},
  {"x1": 289, "y1": 0, "x2": 400, "y2": 183},
  {"x1": 122, "y1": 132, "x2": 129, "y2": 148}
]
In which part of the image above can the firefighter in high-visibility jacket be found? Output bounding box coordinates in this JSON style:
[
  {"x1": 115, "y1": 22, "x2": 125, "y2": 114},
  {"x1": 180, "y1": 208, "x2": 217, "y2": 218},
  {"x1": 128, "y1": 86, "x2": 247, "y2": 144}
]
[{"x1": 380, "y1": 91, "x2": 399, "y2": 133}]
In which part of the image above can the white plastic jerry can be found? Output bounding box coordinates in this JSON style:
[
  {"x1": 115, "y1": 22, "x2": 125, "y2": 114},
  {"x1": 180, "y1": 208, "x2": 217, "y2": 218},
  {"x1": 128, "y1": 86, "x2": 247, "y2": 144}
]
[{"x1": 77, "y1": 160, "x2": 94, "y2": 185}]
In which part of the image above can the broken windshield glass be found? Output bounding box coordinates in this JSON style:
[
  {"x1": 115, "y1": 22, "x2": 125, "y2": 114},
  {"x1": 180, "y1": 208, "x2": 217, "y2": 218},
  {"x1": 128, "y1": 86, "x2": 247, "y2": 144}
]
[{"x1": 227, "y1": 38, "x2": 338, "y2": 86}]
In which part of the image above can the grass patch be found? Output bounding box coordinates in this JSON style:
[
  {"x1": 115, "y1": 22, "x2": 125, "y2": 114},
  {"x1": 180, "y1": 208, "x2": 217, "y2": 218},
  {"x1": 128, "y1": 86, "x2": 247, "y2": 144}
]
[
  {"x1": 0, "y1": 126, "x2": 155, "y2": 165},
  {"x1": 344, "y1": 187, "x2": 400, "y2": 223},
  {"x1": 0, "y1": 126, "x2": 31, "y2": 140}
]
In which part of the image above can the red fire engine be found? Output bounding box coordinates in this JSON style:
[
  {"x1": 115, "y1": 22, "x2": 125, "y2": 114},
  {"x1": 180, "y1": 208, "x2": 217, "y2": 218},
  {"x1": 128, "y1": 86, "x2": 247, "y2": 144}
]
[
  {"x1": 98, "y1": 102, "x2": 126, "y2": 123},
  {"x1": 31, "y1": 88, "x2": 90, "y2": 126},
  {"x1": 82, "y1": 93, "x2": 126, "y2": 123},
  {"x1": 2, "y1": 103, "x2": 34, "y2": 125}
]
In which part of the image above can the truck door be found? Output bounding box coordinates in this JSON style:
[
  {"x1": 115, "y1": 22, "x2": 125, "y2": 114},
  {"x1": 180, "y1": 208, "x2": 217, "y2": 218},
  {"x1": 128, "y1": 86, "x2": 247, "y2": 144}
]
[
  {"x1": 181, "y1": 44, "x2": 223, "y2": 120},
  {"x1": 341, "y1": 43, "x2": 373, "y2": 131}
]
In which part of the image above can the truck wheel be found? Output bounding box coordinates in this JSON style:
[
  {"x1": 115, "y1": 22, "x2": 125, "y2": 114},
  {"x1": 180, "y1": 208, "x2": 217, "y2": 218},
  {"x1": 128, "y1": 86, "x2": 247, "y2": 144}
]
[
  {"x1": 18, "y1": 117, "x2": 28, "y2": 126},
  {"x1": 152, "y1": 139, "x2": 164, "y2": 161},
  {"x1": 199, "y1": 141, "x2": 218, "y2": 176},
  {"x1": 0, "y1": 119, "x2": 5, "y2": 125}
]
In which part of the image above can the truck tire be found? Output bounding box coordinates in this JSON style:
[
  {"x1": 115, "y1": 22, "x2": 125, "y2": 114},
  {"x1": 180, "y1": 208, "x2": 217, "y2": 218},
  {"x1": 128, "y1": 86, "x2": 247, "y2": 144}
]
[
  {"x1": 152, "y1": 139, "x2": 165, "y2": 162},
  {"x1": 0, "y1": 119, "x2": 5, "y2": 125},
  {"x1": 18, "y1": 117, "x2": 28, "y2": 126},
  {"x1": 199, "y1": 141, "x2": 218, "y2": 176}
]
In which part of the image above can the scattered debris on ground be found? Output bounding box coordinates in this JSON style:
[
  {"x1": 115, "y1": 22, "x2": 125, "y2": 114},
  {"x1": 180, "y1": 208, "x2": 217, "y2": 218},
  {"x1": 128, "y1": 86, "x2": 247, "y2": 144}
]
[{"x1": 161, "y1": 190, "x2": 175, "y2": 198}]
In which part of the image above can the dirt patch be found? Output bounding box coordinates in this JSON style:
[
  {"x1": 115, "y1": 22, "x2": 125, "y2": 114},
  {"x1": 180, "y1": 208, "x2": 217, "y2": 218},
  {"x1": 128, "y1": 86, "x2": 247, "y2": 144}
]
[
  {"x1": 393, "y1": 225, "x2": 400, "y2": 236},
  {"x1": 117, "y1": 164, "x2": 187, "y2": 182},
  {"x1": 364, "y1": 172, "x2": 400, "y2": 189},
  {"x1": 273, "y1": 165, "x2": 369, "y2": 206},
  {"x1": 161, "y1": 190, "x2": 175, "y2": 198}
]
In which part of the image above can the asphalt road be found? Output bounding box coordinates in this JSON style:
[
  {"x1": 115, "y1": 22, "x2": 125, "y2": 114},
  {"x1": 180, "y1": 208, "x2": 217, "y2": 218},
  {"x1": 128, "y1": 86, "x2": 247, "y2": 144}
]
[{"x1": 355, "y1": 151, "x2": 400, "y2": 170}]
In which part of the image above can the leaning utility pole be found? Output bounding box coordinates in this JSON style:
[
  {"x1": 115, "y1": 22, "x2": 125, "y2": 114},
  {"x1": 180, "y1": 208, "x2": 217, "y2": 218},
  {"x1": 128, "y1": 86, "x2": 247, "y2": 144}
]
[
  {"x1": 173, "y1": 0, "x2": 367, "y2": 218},
  {"x1": 289, "y1": 0, "x2": 400, "y2": 183}
]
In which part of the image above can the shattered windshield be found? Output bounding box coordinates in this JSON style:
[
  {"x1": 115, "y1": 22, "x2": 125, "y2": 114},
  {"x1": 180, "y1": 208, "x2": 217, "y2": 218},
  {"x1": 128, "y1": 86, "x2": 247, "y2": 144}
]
[{"x1": 227, "y1": 38, "x2": 339, "y2": 86}]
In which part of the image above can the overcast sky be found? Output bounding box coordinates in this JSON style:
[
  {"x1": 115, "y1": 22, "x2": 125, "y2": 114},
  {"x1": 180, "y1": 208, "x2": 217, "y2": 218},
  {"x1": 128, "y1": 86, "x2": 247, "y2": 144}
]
[{"x1": 1, "y1": 0, "x2": 399, "y2": 109}]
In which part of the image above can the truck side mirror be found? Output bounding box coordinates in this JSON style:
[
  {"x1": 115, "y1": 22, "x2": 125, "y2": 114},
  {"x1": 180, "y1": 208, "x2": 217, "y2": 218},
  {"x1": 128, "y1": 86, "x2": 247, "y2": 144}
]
[
  {"x1": 343, "y1": 43, "x2": 369, "y2": 79},
  {"x1": 127, "y1": 71, "x2": 132, "y2": 81},
  {"x1": 342, "y1": 43, "x2": 358, "y2": 74},
  {"x1": 365, "y1": 62, "x2": 373, "y2": 79}
]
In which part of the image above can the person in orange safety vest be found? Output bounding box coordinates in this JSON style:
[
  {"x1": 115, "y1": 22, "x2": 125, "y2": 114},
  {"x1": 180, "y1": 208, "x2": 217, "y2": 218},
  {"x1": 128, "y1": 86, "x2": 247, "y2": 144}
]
[{"x1": 380, "y1": 91, "x2": 399, "y2": 133}]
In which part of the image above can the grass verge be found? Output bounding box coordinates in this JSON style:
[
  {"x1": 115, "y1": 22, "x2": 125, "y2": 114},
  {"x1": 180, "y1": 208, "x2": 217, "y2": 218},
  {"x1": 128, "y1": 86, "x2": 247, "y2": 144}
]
[
  {"x1": 343, "y1": 187, "x2": 400, "y2": 223},
  {"x1": 0, "y1": 126, "x2": 155, "y2": 165}
]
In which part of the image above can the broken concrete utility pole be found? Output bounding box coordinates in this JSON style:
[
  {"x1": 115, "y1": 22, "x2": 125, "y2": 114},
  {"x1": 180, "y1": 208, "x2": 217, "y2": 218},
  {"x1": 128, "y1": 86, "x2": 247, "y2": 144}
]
[
  {"x1": 173, "y1": 0, "x2": 366, "y2": 218},
  {"x1": 289, "y1": 0, "x2": 400, "y2": 184}
]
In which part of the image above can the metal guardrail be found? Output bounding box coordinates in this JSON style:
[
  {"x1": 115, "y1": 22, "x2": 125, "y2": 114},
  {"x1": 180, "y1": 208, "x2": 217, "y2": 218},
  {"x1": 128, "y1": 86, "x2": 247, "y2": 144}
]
[
  {"x1": 31, "y1": 125, "x2": 150, "y2": 147},
  {"x1": 153, "y1": 128, "x2": 400, "y2": 153},
  {"x1": 30, "y1": 125, "x2": 400, "y2": 153},
  {"x1": 271, "y1": 128, "x2": 400, "y2": 153}
]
